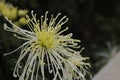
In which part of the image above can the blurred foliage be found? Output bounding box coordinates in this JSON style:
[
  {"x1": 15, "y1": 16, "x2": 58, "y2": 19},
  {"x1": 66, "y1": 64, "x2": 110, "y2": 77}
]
[
  {"x1": 0, "y1": 0, "x2": 120, "y2": 80},
  {"x1": 93, "y1": 42, "x2": 120, "y2": 74}
]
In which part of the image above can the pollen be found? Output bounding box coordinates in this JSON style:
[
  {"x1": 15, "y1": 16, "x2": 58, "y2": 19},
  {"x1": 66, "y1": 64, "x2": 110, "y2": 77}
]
[{"x1": 35, "y1": 29, "x2": 59, "y2": 48}]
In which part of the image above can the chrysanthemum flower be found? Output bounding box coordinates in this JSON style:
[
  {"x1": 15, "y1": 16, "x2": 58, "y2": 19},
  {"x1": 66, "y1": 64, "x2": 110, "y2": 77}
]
[
  {"x1": 0, "y1": 0, "x2": 18, "y2": 20},
  {"x1": 4, "y1": 11, "x2": 90, "y2": 80}
]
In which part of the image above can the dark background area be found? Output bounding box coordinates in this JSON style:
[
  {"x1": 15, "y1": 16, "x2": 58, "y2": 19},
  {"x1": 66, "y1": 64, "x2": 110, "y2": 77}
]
[{"x1": 0, "y1": 0, "x2": 120, "y2": 80}]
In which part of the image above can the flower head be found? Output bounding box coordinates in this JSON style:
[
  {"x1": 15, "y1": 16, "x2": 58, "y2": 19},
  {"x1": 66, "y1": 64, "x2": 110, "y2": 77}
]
[
  {"x1": 4, "y1": 11, "x2": 90, "y2": 80},
  {"x1": 0, "y1": 0, "x2": 17, "y2": 20}
]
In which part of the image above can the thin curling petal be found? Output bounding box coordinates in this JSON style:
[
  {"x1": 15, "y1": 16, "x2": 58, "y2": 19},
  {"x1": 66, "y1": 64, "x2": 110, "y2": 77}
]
[{"x1": 4, "y1": 11, "x2": 90, "y2": 80}]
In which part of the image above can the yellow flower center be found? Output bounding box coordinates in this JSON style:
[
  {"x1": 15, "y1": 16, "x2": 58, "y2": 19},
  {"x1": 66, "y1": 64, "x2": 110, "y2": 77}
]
[{"x1": 34, "y1": 27, "x2": 59, "y2": 49}]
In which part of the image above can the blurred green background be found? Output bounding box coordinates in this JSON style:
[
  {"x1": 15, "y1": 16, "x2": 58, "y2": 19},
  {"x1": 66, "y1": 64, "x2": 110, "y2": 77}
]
[{"x1": 0, "y1": 0, "x2": 120, "y2": 80}]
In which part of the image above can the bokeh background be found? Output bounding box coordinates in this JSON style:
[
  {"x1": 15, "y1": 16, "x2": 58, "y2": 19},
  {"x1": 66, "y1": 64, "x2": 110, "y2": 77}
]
[{"x1": 0, "y1": 0, "x2": 120, "y2": 80}]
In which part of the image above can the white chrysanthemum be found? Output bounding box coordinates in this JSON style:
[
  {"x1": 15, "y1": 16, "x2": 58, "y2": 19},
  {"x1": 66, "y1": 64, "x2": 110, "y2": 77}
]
[{"x1": 4, "y1": 11, "x2": 90, "y2": 80}]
